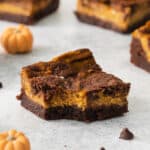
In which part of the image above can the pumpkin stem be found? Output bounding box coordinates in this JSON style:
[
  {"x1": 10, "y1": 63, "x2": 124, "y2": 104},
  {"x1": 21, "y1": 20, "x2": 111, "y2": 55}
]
[
  {"x1": 7, "y1": 135, "x2": 16, "y2": 141},
  {"x1": 15, "y1": 29, "x2": 20, "y2": 33}
]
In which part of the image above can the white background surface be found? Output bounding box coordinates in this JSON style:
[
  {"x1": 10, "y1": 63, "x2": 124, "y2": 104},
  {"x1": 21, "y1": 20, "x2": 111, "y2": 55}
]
[{"x1": 0, "y1": 0, "x2": 150, "y2": 150}]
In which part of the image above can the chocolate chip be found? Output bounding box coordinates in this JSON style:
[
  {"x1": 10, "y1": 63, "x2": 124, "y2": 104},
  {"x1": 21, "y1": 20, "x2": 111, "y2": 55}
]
[
  {"x1": 119, "y1": 128, "x2": 134, "y2": 140},
  {"x1": 87, "y1": 92, "x2": 99, "y2": 101},
  {"x1": 100, "y1": 147, "x2": 106, "y2": 150},
  {"x1": 0, "y1": 82, "x2": 3, "y2": 88}
]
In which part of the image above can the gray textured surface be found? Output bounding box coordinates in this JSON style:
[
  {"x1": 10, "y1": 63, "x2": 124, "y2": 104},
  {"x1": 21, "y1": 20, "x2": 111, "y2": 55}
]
[{"x1": 0, "y1": 0, "x2": 150, "y2": 150}]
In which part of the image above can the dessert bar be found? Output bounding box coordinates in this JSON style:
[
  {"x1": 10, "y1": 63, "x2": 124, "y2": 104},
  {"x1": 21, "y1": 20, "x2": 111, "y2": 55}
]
[
  {"x1": 131, "y1": 21, "x2": 150, "y2": 72},
  {"x1": 17, "y1": 49, "x2": 130, "y2": 122},
  {"x1": 75, "y1": 0, "x2": 150, "y2": 33},
  {"x1": 0, "y1": 0, "x2": 59, "y2": 24}
]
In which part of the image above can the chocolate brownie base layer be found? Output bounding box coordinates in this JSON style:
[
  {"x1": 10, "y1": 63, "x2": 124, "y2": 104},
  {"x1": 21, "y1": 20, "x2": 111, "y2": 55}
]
[
  {"x1": 75, "y1": 12, "x2": 150, "y2": 33},
  {"x1": 0, "y1": 0, "x2": 59, "y2": 24},
  {"x1": 20, "y1": 92, "x2": 128, "y2": 122},
  {"x1": 130, "y1": 38, "x2": 150, "y2": 72}
]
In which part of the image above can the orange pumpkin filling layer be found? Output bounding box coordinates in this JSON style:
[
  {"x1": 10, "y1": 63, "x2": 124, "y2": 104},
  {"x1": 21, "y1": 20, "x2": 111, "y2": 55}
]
[{"x1": 0, "y1": 0, "x2": 52, "y2": 16}]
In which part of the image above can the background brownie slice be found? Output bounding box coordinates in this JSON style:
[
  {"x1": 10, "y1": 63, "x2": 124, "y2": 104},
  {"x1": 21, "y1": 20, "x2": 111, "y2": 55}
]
[
  {"x1": 0, "y1": 0, "x2": 59, "y2": 24},
  {"x1": 17, "y1": 49, "x2": 130, "y2": 122},
  {"x1": 130, "y1": 21, "x2": 150, "y2": 72},
  {"x1": 75, "y1": 0, "x2": 150, "y2": 33}
]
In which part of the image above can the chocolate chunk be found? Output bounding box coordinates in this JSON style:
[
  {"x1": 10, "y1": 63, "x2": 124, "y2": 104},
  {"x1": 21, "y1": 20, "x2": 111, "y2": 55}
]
[
  {"x1": 0, "y1": 82, "x2": 3, "y2": 88},
  {"x1": 87, "y1": 91, "x2": 99, "y2": 101},
  {"x1": 100, "y1": 147, "x2": 106, "y2": 150},
  {"x1": 119, "y1": 128, "x2": 134, "y2": 140}
]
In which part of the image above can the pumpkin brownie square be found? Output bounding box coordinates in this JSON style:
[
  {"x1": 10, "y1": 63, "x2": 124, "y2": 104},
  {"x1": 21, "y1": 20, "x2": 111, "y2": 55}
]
[
  {"x1": 0, "y1": 0, "x2": 59, "y2": 24},
  {"x1": 130, "y1": 21, "x2": 150, "y2": 72},
  {"x1": 75, "y1": 0, "x2": 150, "y2": 33},
  {"x1": 17, "y1": 49, "x2": 130, "y2": 122}
]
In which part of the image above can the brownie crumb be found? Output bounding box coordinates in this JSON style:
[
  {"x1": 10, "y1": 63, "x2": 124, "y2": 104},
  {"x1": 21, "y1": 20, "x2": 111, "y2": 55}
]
[
  {"x1": 100, "y1": 147, "x2": 106, "y2": 150},
  {"x1": 0, "y1": 82, "x2": 3, "y2": 89},
  {"x1": 16, "y1": 95, "x2": 21, "y2": 100},
  {"x1": 16, "y1": 91, "x2": 24, "y2": 100},
  {"x1": 119, "y1": 128, "x2": 134, "y2": 140}
]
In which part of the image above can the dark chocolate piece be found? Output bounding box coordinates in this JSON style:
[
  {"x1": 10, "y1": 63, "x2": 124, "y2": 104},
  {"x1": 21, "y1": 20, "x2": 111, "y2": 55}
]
[
  {"x1": 0, "y1": 82, "x2": 3, "y2": 88},
  {"x1": 100, "y1": 147, "x2": 106, "y2": 150},
  {"x1": 0, "y1": 0, "x2": 59, "y2": 24},
  {"x1": 130, "y1": 38, "x2": 150, "y2": 72},
  {"x1": 119, "y1": 128, "x2": 134, "y2": 140}
]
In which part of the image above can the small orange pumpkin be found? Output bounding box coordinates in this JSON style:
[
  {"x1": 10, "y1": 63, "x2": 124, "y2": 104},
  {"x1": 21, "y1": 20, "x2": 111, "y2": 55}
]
[
  {"x1": 0, "y1": 129, "x2": 31, "y2": 150},
  {"x1": 1, "y1": 24, "x2": 33, "y2": 54}
]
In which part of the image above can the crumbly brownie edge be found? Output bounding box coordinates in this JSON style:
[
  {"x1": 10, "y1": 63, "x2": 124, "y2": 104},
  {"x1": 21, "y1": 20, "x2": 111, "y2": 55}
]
[
  {"x1": 0, "y1": 0, "x2": 59, "y2": 24},
  {"x1": 130, "y1": 38, "x2": 150, "y2": 72},
  {"x1": 19, "y1": 91, "x2": 128, "y2": 122},
  {"x1": 75, "y1": 11, "x2": 150, "y2": 33}
]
